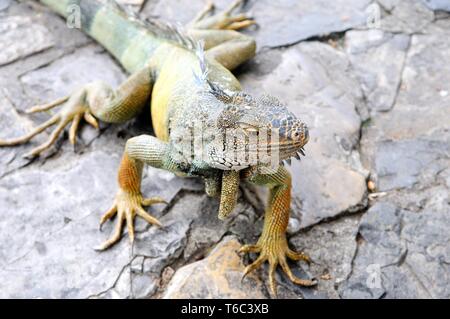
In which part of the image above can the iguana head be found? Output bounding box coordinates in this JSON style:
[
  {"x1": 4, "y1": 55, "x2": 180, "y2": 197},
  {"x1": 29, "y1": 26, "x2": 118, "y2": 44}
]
[{"x1": 203, "y1": 88, "x2": 309, "y2": 170}]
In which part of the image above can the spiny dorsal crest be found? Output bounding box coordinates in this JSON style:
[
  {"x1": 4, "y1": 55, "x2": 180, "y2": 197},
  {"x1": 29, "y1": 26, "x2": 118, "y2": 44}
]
[{"x1": 105, "y1": 0, "x2": 197, "y2": 50}]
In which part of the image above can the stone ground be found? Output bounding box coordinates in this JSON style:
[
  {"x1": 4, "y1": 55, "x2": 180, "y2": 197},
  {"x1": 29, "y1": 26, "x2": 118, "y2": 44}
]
[{"x1": 0, "y1": 0, "x2": 449, "y2": 299}]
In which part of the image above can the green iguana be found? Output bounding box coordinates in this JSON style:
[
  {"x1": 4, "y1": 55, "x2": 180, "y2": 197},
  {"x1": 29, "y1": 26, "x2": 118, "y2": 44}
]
[{"x1": 0, "y1": 0, "x2": 315, "y2": 296}]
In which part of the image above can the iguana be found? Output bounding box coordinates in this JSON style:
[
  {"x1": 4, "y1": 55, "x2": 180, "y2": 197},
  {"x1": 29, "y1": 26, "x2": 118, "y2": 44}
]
[{"x1": 0, "y1": 0, "x2": 315, "y2": 296}]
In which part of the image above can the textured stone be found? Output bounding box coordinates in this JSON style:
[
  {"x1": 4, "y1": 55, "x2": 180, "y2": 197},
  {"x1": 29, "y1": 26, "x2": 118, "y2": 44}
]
[
  {"x1": 240, "y1": 42, "x2": 368, "y2": 228},
  {"x1": 0, "y1": 92, "x2": 34, "y2": 178},
  {"x1": 376, "y1": 0, "x2": 434, "y2": 34},
  {"x1": 361, "y1": 33, "x2": 450, "y2": 190},
  {"x1": 0, "y1": 150, "x2": 130, "y2": 298},
  {"x1": 0, "y1": 0, "x2": 11, "y2": 11},
  {"x1": 373, "y1": 138, "x2": 449, "y2": 191},
  {"x1": 0, "y1": 16, "x2": 54, "y2": 66},
  {"x1": 340, "y1": 190, "x2": 450, "y2": 299},
  {"x1": 422, "y1": 0, "x2": 450, "y2": 11},
  {"x1": 163, "y1": 237, "x2": 266, "y2": 299},
  {"x1": 354, "y1": 26, "x2": 450, "y2": 299},
  {"x1": 345, "y1": 30, "x2": 410, "y2": 112}
]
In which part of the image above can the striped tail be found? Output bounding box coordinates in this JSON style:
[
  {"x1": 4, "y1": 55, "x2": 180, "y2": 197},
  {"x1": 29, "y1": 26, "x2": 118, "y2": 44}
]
[{"x1": 39, "y1": 0, "x2": 163, "y2": 73}]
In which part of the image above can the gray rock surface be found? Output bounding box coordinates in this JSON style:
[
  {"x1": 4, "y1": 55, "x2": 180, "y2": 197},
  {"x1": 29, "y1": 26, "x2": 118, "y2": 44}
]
[
  {"x1": 377, "y1": 0, "x2": 435, "y2": 34},
  {"x1": 0, "y1": 0, "x2": 449, "y2": 299},
  {"x1": 345, "y1": 30, "x2": 410, "y2": 112},
  {"x1": 422, "y1": 0, "x2": 450, "y2": 11},
  {"x1": 0, "y1": 16, "x2": 54, "y2": 66}
]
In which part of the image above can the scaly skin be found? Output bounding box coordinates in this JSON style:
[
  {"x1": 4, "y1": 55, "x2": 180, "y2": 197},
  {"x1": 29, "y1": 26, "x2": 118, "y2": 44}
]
[{"x1": 0, "y1": 0, "x2": 315, "y2": 296}]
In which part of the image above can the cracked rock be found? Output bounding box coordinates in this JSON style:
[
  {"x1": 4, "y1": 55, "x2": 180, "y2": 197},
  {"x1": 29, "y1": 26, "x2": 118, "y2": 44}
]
[
  {"x1": 0, "y1": 92, "x2": 34, "y2": 177},
  {"x1": 361, "y1": 33, "x2": 450, "y2": 191},
  {"x1": 377, "y1": 0, "x2": 435, "y2": 34},
  {"x1": 0, "y1": 0, "x2": 11, "y2": 11},
  {"x1": 163, "y1": 237, "x2": 266, "y2": 299},
  {"x1": 345, "y1": 30, "x2": 410, "y2": 112},
  {"x1": 0, "y1": 15, "x2": 54, "y2": 66},
  {"x1": 422, "y1": 0, "x2": 450, "y2": 11},
  {"x1": 340, "y1": 191, "x2": 450, "y2": 298},
  {"x1": 0, "y1": 151, "x2": 131, "y2": 298}
]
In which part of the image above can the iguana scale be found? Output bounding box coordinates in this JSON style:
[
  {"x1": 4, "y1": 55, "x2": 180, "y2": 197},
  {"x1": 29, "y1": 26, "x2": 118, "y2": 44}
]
[{"x1": 0, "y1": 0, "x2": 314, "y2": 296}]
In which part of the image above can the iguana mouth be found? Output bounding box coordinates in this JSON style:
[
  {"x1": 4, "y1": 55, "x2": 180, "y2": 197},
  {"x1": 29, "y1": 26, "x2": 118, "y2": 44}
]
[{"x1": 254, "y1": 142, "x2": 307, "y2": 165}]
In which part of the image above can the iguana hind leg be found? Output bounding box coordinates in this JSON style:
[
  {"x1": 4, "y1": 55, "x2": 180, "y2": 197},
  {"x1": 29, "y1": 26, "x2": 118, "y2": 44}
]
[
  {"x1": 0, "y1": 66, "x2": 153, "y2": 157},
  {"x1": 241, "y1": 166, "x2": 317, "y2": 297},
  {"x1": 187, "y1": 0, "x2": 256, "y2": 70}
]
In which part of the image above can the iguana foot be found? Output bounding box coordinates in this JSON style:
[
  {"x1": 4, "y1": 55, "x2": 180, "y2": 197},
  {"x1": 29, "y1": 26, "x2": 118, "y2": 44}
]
[
  {"x1": 239, "y1": 236, "x2": 317, "y2": 297},
  {"x1": 95, "y1": 189, "x2": 166, "y2": 251},
  {"x1": 190, "y1": 0, "x2": 255, "y2": 31},
  {"x1": 0, "y1": 89, "x2": 98, "y2": 158}
]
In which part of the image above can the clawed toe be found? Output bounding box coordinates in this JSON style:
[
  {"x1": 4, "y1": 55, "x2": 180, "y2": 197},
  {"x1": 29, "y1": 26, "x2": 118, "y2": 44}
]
[
  {"x1": 189, "y1": 0, "x2": 255, "y2": 31},
  {"x1": 0, "y1": 90, "x2": 100, "y2": 158},
  {"x1": 96, "y1": 191, "x2": 166, "y2": 251},
  {"x1": 239, "y1": 240, "x2": 317, "y2": 297}
]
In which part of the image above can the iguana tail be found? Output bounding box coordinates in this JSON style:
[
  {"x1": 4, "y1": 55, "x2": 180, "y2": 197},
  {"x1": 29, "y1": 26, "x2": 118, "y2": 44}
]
[{"x1": 39, "y1": 0, "x2": 164, "y2": 73}]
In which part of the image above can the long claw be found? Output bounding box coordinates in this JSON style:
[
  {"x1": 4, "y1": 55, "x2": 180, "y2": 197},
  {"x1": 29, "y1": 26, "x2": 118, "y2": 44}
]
[
  {"x1": 69, "y1": 114, "x2": 82, "y2": 145},
  {"x1": 192, "y1": 0, "x2": 214, "y2": 23},
  {"x1": 84, "y1": 112, "x2": 99, "y2": 129},
  {"x1": 95, "y1": 210, "x2": 124, "y2": 251},
  {"x1": 287, "y1": 249, "x2": 311, "y2": 263},
  {"x1": 268, "y1": 260, "x2": 278, "y2": 298},
  {"x1": 280, "y1": 257, "x2": 317, "y2": 287},
  {"x1": 25, "y1": 96, "x2": 68, "y2": 114},
  {"x1": 125, "y1": 208, "x2": 135, "y2": 243},
  {"x1": 99, "y1": 204, "x2": 118, "y2": 230},
  {"x1": 243, "y1": 254, "x2": 267, "y2": 279},
  {"x1": 23, "y1": 120, "x2": 68, "y2": 158},
  {"x1": 141, "y1": 197, "x2": 167, "y2": 206},
  {"x1": 225, "y1": 19, "x2": 255, "y2": 30},
  {"x1": 225, "y1": 0, "x2": 245, "y2": 15},
  {"x1": 0, "y1": 115, "x2": 59, "y2": 146},
  {"x1": 238, "y1": 244, "x2": 260, "y2": 254},
  {"x1": 137, "y1": 207, "x2": 162, "y2": 227}
]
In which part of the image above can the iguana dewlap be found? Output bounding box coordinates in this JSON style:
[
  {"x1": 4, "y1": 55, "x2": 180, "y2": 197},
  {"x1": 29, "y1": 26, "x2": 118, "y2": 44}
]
[{"x1": 0, "y1": 0, "x2": 314, "y2": 296}]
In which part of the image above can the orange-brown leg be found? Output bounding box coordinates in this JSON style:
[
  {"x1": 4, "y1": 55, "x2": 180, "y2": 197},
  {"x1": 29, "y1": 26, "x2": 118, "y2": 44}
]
[
  {"x1": 240, "y1": 166, "x2": 317, "y2": 297},
  {"x1": 95, "y1": 135, "x2": 173, "y2": 251}
]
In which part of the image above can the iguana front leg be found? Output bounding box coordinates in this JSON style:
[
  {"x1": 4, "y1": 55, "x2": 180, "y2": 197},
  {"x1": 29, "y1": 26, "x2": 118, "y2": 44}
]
[
  {"x1": 241, "y1": 166, "x2": 317, "y2": 297},
  {"x1": 0, "y1": 66, "x2": 153, "y2": 157},
  {"x1": 96, "y1": 135, "x2": 177, "y2": 251}
]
